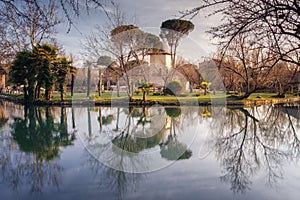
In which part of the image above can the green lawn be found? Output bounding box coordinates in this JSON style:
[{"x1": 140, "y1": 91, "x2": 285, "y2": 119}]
[
  {"x1": 0, "y1": 93, "x2": 24, "y2": 99},
  {"x1": 246, "y1": 93, "x2": 296, "y2": 101},
  {"x1": 2, "y1": 91, "x2": 299, "y2": 103},
  {"x1": 56, "y1": 92, "x2": 299, "y2": 103}
]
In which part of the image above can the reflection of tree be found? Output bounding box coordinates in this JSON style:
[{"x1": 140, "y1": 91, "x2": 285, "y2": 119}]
[
  {"x1": 112, "y1": 107, "x2": 160, "y2": 153},
  {"x1": 212, "y1": 106, "x2": 300, "y2": 193},
  {"x1": 86, "y1": 152, "x2": 144, "y2": 200},
  {"x1": 111, "y1": 106, "x2": 192, "y2": 160},
  {"x1": 160, "y1": 107, "x2": 192, "y2": 160},
  {"x1": 0, "y1": 106, "x2": 76, "y2": 192},
  {"x1": 82, "y1": 106, "x2": 194, "y2": 174},
  {"x1": 160, "y1": 134, "x2": 192, "y2": 160},
  {"x1": 98, "y1": 107, "x2": 114, "y2": 129},
  {"x1": 79, "y1": 107, "x2": 152, "y2": 199},
  {"x1": 0, "y1": 101, "x2": 8, "y2": 128}
]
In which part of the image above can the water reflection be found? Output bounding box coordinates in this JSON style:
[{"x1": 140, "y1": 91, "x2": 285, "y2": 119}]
[
  {"x1": 211, "y1": 105, "x2": 300, "y2": 193},
  {"x1": 80, "y1": 106, "x2": 195, "y2": 172},
  {"x1": 0, "y1": 104, "x2": 76, "y2": 192},
  {"x1": 86, "y1": 152, "x2": 144, "y2": 200},
  {"x1": 0, "y1": 101, "x2": 299, "y2": 198},
  {"x1": 0, "y1": 101, "x2": 8, "y2": 128}
]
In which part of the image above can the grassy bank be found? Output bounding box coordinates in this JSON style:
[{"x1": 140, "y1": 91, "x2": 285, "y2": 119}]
[{"x1": 1, "y1": 92, "x2": 299, "y2": 106}]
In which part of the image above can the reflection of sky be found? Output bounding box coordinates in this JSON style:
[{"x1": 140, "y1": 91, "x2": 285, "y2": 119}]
[
  {"x1": 1, "y1": 104, "x2": 300, "y2": 199},
  {"x1": 56, "y1": 0, "x2": 221, "y2": 65}
]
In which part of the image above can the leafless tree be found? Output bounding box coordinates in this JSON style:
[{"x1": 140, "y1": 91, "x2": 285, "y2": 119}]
[
  {"x1": 0, "y1": 0, "x2": 112, "y2": 33},
  {"x1": 0, "y1": 0, "x2": 60, "y2": 70},
  {"x1": 181, "y1": 0, "x2": 300, "y2": 66},
  {"x1": 216, "y1": 34, "x2": 281, "y2": 98},
  {"x1": 176, "y1": 58, "x2": 203, "y2": 93},
  {"x1": 82, "y1": 4, "x2": 163, "y2": 100},
  {"x1": 268, "y1": 61, "x2": 300, "y2": 96}
]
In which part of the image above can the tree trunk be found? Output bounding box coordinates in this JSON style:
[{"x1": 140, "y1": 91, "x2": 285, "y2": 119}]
[
  {"x1": 87, "y1": 108, "x2": 92, "y2": 137},
  {"x1": 28, "y1": 82, "x2": 35, "y2": 103},
  {"x1": 99, "y1": 107, "x2": 102, "y2": 130},
  {"x1": 71, "y1": 74, "x2": 75, "y2": 97},
  {"x1": 236, "y1": 91, "x2": 253, "y2": 100},
  {"x1": 129, "y1": 94, "x2": 133, "y2": 102},
  {"x1": 60, "y1": 83, "x2": 65, "y2": 101},
  {"x1": 189, "y1": 82, "x2": 193, "y2": 93},
  {"x1": 117, "y1": 79, "x2": 120, "y2": 97},
  {"x1": 45, "y1": 84, "x2": 52, "y2": 101},
  {"x1": 35, "y1": 85, "x2": 39, "y2": 99},
  {"x1": 115, "y1": 107, "x2": 120, "y2": 131},
  {"x1": 23, "y1": 87, "x2": 28, "y2": 102},
  {"x1": 98, "y1": 70, "x2": 102, "y2": 97},
  {"x1": 72, "y1": 108, "x2": 76, "y2": 129},
  {"x1": 142, "y1": 89, "x2": 146, "y2": 102},
  {"x1": 37, "y1": 86, "x2": 41, "y2": 99},
  {"x1": 45, "y1": 89, "x2": 49, "y2": 100},
  {"x1": 87, "y1": 64, "x2": 91, "y2": 97}
]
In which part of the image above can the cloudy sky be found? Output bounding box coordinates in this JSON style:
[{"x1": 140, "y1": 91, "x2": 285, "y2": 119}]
[{"x1": 56, "y1": 0, "x2": 221, "y2": 65}]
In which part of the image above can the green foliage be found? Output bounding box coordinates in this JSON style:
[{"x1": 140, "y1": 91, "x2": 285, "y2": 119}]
[
  {"x1": 34, "y1": 43, "x2": 59, "y2": 98},
  {"x1": 9, "y1": 43, "x2": 75, "y2": 102},
  {"x1": 110, "y1": 24, "x2": 142, "y2": 46},
  {"x1": 112, "y1": 132, "x2": 161, "y2": 153},
  {"x1": 201, "y1": 81, "x2": 211, "y2": 95},
  {"x1": 9, "y1": 51, "x2": 33, "y2": 85},
  {"x1": 97, "y1": 56, "x2": 113, "y2": 67},
  {"x1": 160, "y1": 19, "x2": 194, "y2": 69},
  {"x1": 161, "y1": 19, "x2": 194, "y2": 35},
  {"x1": 134, "y1": 90, "x2": 141, "y2": 95},
  {"x1": 9, "y1": 51, "x2": 37, "y2": 102},
  {"x1": 160, "y1": 19, "x2": 194, "y2": 56},
  {"x1": 165, "y1": 107, "x2": 181, "y2": 118},
  {"x1": 160, "y1": 136, "x2": 192, "y2": 160},
  {"x1": 138, "y1": 82, "x2": 154, "y2": 101},
  {"x1": 137, "y1": 82, "x2": 154, "y2": 90},
  {"x1": 165, "y1": 81, "x2": 183, "y2": 95},
  {"x1": 143, "y1": 32, "x2": 163, "y2": 52},
  {"x1": 100, "y1": 115, "x2": 114, "y2": 125},
  {"x1": 201, "y1": 81, "x2": 211, "y2": 88},
  {"x1": 55, "y1": 56, "x2": 75, "y2": 100},
  {"x1": 111, "y1": 24, "x2": 138, "y2": 36}
]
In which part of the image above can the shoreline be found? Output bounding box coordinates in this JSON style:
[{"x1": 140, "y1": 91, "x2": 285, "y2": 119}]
[{"x1": 0, "y1": 94, "x2": 299, "y2": 107}]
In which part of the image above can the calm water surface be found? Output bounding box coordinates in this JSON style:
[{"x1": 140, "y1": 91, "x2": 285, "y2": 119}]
[{"x1": 0, "y1": 101, "x2": 300, "y2": 200}]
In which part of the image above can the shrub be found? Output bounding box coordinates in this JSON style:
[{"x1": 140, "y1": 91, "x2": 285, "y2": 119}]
[
  {"x1": 165, "y1": 81, "x2": 183, "y2": 96},
  {"x1": 134, "y1": 90, "x2": 141, "y2": 95}
]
